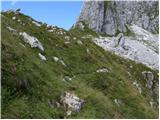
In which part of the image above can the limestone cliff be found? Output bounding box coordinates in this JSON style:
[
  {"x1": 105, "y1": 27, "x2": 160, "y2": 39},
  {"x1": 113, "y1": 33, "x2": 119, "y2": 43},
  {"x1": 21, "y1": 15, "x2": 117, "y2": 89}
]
[{"x1": 76, "y1": 1, "x2": 159, "y2": 36}]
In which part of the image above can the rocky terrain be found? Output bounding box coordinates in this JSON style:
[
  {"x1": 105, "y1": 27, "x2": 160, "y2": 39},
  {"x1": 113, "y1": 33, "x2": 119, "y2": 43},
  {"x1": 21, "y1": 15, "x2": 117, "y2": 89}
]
[
  {"x1": 1, "y1": 1, "x2": 159, "y2": 119},
  {"x1": 93, "y1": 24, "x2": 159, "y2": 70}
]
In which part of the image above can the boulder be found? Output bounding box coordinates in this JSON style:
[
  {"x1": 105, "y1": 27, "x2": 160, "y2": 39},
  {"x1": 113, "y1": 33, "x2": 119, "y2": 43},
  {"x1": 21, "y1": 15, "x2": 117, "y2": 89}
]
[
  {"x1": 61, "y1": 91, "x2": 84, "y2": 117},
  {"x1": 114, "y1": 33, "x2": 125, "y2": 47},
  {"x1": 19, "y1": 32, "x2": 44, "y2": 51}
]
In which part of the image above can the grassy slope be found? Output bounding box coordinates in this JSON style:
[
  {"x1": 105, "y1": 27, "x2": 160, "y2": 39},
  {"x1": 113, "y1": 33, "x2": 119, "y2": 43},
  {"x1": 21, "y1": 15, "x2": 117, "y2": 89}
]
[{"x1": 1, "y1": 12, "x2": 159, "y2": 118}]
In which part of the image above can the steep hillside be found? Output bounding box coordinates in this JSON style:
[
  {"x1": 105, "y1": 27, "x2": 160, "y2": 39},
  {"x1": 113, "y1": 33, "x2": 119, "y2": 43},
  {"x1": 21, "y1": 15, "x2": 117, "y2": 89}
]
[{"x1": 1, "y1": 10, "x2": 159, "y2": 119}]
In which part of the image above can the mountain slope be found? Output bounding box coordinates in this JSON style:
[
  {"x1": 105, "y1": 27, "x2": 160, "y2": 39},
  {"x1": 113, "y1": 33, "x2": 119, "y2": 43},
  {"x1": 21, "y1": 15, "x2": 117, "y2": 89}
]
[{"x1": 1, "y1": 10, "x2": 159, "y2": 119}]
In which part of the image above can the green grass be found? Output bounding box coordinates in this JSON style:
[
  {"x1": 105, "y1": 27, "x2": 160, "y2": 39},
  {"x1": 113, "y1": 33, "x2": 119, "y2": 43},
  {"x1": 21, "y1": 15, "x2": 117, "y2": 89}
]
[{"x1": 1, "y1": 11, "x2": 159, "y2": 119}]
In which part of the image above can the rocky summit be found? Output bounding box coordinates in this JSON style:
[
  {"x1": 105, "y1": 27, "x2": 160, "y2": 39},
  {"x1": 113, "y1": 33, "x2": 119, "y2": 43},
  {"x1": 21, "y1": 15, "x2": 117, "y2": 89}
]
[{"x1": 1, "y1": 1, "x2": 159, "y2": 119}]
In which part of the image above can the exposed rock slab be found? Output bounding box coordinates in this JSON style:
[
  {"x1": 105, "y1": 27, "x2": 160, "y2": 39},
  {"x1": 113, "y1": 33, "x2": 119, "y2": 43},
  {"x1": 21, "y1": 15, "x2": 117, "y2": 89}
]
[{"x1": 93, "y1": 25, "x2": 159, "y2": 70}]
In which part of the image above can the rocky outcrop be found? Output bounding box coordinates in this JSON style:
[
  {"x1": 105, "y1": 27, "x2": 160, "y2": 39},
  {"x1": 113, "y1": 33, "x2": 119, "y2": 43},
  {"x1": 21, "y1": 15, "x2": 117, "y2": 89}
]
[
  {"x1": 76, "y1": 1, "x2": 159, "y2": 35},
  {"x1": 142, "y1": 71, "x2": 159, "y2": 106},
  {"x1": 93, "y1": 25, "x2": 159, "y2": 70}
]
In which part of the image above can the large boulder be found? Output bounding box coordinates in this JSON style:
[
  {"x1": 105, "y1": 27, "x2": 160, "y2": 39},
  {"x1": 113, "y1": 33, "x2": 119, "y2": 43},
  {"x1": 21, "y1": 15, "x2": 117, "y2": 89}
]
[{"x1": 19, "y1": 32, "x2": 44, "y2": 51}]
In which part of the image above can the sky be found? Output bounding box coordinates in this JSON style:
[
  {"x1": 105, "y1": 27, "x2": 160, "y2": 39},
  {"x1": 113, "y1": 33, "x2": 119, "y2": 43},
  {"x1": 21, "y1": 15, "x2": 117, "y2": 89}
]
[{"x1": 1, "y1": 1, "x2": 83, "y2": 30}]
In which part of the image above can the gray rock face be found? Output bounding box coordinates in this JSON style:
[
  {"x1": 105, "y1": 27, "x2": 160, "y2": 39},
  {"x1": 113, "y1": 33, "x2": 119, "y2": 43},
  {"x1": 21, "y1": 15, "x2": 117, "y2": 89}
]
[
  {"x1": 142, "y1": 71, "x2": 159, "y2": 104},
  {"x1": 77, "y1": 1, "x2": 104, "y2": 32},
  {"x1": 76, "y1": 1, "x2": 159, "y2": 35}
]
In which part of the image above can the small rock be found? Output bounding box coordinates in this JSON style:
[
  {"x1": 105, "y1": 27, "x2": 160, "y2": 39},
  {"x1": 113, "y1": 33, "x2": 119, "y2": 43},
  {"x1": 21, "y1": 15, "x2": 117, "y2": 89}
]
[
  {"x1": 77, "y1": 40, "x2": 83, "y2": 45},
  {"x1": 63, "y1": 76, "x2": 72, "y2": 82},
  {"x1": 86, "y1": 48, "x2": 90, "y2": 54},
  {"x1": 17, "y1": 19, "x2": 21, "y2": 22},
  {"x1": 65, "y1": 36, "x2": 70, "y2": 41},
  {"x1": 12, "y1": 16, "x2": 16, "y2": 20},
  {"x1": 114, "y1": 99, "x2": 121, "y2": 106},
  {"x1": 96, "y1": 68, "x2": 109, "y2": 73},
  {"x1": 149, "y1": 101, "x2": 154, "y2": 108},
  {"x1": 64, "y1": 41, "x2": 70, "y2": 44},
  {"x1": 60, "y1": 60, "x2": 66, "y2": 66},
  {"x1": 38, "y1": 53, "x2": 47, "y2": 61},
  {"x1": 53, "y1": 56, "x2": 59, "y2": 62},
  {"x1": 132, "y1": 81, "x2": 142, "y2": 94}
]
